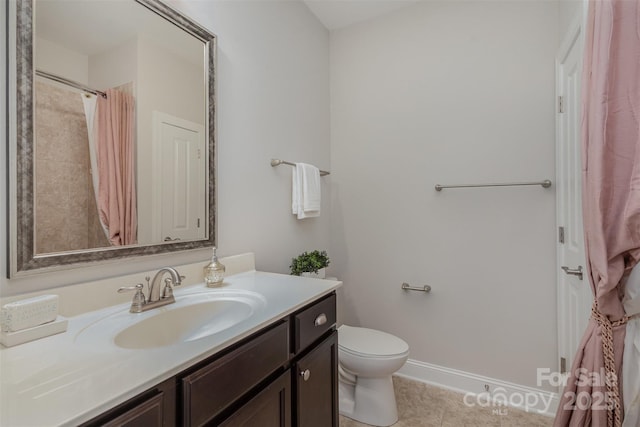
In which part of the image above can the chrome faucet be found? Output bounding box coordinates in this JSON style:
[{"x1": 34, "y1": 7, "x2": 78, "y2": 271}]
[
  {"x1": 149, "y1": 267, "x2": 183, "y2": 303},
  {"x1": 118, "y1": 267, "x2": 184, "y2": 313}
]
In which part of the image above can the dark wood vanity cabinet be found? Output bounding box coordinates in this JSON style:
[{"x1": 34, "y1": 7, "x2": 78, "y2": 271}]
[
  {"x1": 219, "y1": 371, "x2": 292, "y2": 427},
  {"x1": 183, "y1": 321, "x2": 291, "y2": 426},
  {"x1": 293, "y1": 331, "x2": 339, "y2": 427},
  {"x1": 80, "y1": 378, "x2": 176, "y2": 427},
  {"x1": 100, "y1": 392, "x2": 165, "y2": 427},
  {"x1": 291, "y1": 293, "x2": 339, "y2": 427},
  {"x1": 82, "y1": 292, "x2": 337, "y2": 427}
]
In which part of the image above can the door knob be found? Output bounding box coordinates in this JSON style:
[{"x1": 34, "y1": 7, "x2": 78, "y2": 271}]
[
  {"x1": 300, "y1": 369, "x2": 311, "y2": 381},
  {"x1": 561, "y1": 265, "x2": 583, "y2": 280}
]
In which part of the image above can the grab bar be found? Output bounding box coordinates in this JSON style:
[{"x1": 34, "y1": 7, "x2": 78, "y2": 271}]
[{"x1": 401, "y1": 282, "x2": 431, "y2": 293}]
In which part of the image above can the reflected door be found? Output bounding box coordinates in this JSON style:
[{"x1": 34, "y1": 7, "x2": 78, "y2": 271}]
[{"x1": 155, "y1": 113, "x2": 206, "y2": 242}]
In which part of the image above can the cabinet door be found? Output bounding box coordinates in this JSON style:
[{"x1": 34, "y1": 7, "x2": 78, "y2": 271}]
[
  {"x1": 182, "y1": 321, "x2": 289, "y2": 426},
  {"x1": 80, "y1": 379, "x2": 176, "y2": 427},
  {"x1": 101, "y1": 392, "x2": 164, "y2": 427},
  {"x1": 294, "y1": 330, "x2": 338, "y2": 427},
  {"x1": 219, "y1": 371, "x2": 291, "y2": 427}
]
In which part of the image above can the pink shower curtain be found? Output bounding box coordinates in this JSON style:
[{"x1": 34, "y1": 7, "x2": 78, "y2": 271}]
[
  {"x1": 554, "y1": 1, "x2": 640, "y2": 426},
  {"x1": 95, "y1": 88, "x2": 137, "y2": 246}
]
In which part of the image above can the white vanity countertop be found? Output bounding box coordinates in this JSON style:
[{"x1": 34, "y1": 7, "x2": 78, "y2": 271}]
[{"x1": 0, "y1": 271, "x2": 341, "y2": 427}]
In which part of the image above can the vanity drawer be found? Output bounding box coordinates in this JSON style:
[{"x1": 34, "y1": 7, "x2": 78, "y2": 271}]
[
  {"x1": 293, "y1": 293, "x2": 336, "y2": 353},
  {"x1": 181, "y1": 320, "x2": 289, "y2": 427}
]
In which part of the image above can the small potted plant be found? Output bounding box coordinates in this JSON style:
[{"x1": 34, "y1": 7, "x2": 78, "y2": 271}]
[{"x1": 290, "y1": 250, "x2": 330, "y2": 278}]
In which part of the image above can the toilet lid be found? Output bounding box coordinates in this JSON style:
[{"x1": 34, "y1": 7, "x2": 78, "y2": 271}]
[{"x1": 338, "y1": 325, "x2": 409, "y2": 357}]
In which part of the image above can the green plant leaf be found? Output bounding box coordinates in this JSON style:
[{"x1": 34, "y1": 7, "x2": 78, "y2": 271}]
[{"x1": 289, "y1": 250, "x2": 330, "y2": 275}]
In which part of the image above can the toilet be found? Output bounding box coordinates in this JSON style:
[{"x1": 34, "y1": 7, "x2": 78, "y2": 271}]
[{"x1": 338, "y1": 325, "x2": 409, "y2": 426}]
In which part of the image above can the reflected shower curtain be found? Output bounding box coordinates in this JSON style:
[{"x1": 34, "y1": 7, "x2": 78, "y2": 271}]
[
  {"x1": 81, "y1": 93, "x2": 109, "y2": 240},
  {"x1": 554, "y1": 1, "x2": 640, "y2": 426},
  {"x1": 95, "y1": 88, "x2": 137, "y2": 246}
]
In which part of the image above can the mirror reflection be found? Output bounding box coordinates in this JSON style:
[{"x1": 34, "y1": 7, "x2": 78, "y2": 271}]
[
  {"x1": 33, "y1": 0, "x2": 207, "y2": 254},
  {"x1": 9, "y1": 0, "x2": 216, "y2": 276}
]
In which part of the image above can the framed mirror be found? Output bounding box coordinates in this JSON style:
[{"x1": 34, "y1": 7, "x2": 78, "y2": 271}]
[{"x1": 8, "y1": 0, "x2": 217, "y2": 277}]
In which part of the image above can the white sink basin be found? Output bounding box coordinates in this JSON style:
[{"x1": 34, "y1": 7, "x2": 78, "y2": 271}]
[{"x1": 75, "y1": 290, "x2": 266, "y2": 349}]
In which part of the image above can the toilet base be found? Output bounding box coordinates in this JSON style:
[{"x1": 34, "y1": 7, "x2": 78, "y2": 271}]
[{"x1": 339, "y1": 375, "x2": 399, "y2": 427}]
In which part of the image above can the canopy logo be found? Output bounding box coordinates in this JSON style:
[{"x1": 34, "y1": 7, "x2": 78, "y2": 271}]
[{"x1": 462, "y1": 387, "x2": 554, "y2": 415}]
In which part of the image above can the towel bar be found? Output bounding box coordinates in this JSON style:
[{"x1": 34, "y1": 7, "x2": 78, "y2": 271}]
[
  {"x1": 271, "y1": 159, "x2": 330, "y2": 176},
  {"x1": 435, "y1": 180, "x2": 552, "y2": 191},
  {"x1": 401, "y1": 283, "x2": 431, "y2": 293}
]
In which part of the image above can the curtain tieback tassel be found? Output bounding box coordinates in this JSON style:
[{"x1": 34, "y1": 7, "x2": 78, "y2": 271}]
[{"x1": 591, "y1": 302, "x2": 629, "y2": 427}]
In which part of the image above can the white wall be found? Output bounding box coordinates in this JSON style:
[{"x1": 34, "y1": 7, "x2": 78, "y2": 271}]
[
  {"x1": 559, "y1": 0, "x2": 584, "y2": 40},
  {"x1": 34, "y1": 37, "x2": 88, "y2": 84},
  {"x1": 173, "y1": 0, "x2": 332, "y2": 270},
  {"x1": 330, "y1": 1, "x2": 558, "y2": 390},
  {"x1": 88, "y1": 39, "x2": 137, "y2": 91},
  {"x1": 1, "y1": 1, "x2": 330, "y2": 296}
]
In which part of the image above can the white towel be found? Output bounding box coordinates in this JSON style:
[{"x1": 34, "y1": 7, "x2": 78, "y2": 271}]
[{"x1": 292, "y1": 163, "x2": 321, "y2": 219}]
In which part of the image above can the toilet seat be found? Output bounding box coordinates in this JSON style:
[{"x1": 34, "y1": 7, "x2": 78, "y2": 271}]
[{"x1": 338, "y1": 325, "x2": 409, "y2": 358}]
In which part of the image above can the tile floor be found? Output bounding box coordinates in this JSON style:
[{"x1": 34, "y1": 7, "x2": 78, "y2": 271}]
[{"x1": 339, "y1": 376, "x2": 554, "y2": 427}]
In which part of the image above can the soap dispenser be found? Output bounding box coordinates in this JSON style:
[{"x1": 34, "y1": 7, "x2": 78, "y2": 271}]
[{"x1": 204, "y1": 247, "x2": 225, "y2": 287}]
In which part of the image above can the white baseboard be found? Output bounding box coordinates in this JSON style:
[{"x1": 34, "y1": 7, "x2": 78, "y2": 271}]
[{"x1": 396, "y1": 359, "x2": 559, "y2": 417}]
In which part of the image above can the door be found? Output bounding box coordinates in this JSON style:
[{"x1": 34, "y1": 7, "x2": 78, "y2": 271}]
[
  {"x1": 101, "y1": 392, "x2": 164, "y2": 427},
  {"x1": 556, "y1": 17, "x2": 592, "y2": 385},
  {"x1": 294, "y1": 331, "x2": 338, "y2": 427},
  {"x1": 219, "y1": 371, "x2": 291, "y2": 427},
  {"x1": 152, "y1": 112, "x2": 206, "y2": 242}
]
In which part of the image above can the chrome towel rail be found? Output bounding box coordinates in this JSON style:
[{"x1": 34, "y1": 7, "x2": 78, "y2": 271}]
[
  {"x1": 271, "y1": 159, "x2": 330, "y2": 176},
  {"x1": 435, "y1": 180, "x2": 552, "y2": 191},
  {"x1": 401, "y1": 282, "x2": 431, "y2": 293}
]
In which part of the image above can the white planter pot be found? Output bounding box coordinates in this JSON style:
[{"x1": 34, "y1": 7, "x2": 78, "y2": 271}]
[{"x1": 301, "y1": 268, "x2": 326, "y2": 279}]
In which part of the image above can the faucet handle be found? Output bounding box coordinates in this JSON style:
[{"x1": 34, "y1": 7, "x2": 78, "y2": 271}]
[
  {"x1": 162, "y1": 278, "x2": 174, "y2": 299},
  {"x1": 117, "y1": 283, "x2": 144, "y2": 293},
  {"x1": 118, "y1": 284, "x2": 146, "y2": 313}
]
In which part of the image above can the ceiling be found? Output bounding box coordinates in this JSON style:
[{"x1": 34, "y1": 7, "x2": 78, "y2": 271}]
[
  {"x1": 303, "y1": 0, "x2": 419, "y2": 30},
  {"x1": 35, "y1": 0, "x2": 203, "y2": 65}
]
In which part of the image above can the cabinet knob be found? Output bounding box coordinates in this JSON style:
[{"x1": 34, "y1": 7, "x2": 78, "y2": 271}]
[
  {"x1": 300, "y1": 369, "x2": 311, "y2": 381},
  {"x1": 314, "y1": 313, "x2": 327, "y2": 327}
]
